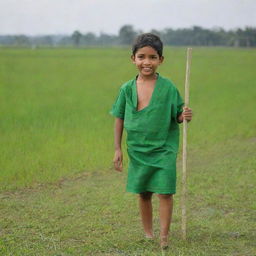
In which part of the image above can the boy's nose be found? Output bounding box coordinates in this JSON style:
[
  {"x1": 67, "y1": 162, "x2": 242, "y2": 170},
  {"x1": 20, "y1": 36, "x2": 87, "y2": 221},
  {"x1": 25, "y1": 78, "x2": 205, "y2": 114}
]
[{"x1": 143, "y1": 58, "x2": 151, "y2": 65}]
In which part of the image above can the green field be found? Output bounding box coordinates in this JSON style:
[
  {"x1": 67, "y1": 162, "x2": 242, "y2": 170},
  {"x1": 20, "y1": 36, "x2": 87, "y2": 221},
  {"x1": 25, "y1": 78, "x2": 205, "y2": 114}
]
[{"x1": 0, "y1": 47, "x2": 255, "y2": 255}]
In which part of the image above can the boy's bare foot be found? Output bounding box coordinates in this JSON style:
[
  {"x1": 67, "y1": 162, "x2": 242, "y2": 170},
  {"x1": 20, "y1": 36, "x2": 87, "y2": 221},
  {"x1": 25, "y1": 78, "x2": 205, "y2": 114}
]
[
  {"x1": 160, "y1": 235, "x2": 169, "y2": 249},
  {"x1": 145, "y1": 234, "x2": 154, "y2": 239}
]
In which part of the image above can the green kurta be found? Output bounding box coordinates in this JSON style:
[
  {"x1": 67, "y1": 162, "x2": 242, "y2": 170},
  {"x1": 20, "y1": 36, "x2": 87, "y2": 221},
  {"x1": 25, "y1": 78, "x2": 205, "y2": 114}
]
[{"x1": 110, "y1": 74, "x2": 184, "y2": 194}]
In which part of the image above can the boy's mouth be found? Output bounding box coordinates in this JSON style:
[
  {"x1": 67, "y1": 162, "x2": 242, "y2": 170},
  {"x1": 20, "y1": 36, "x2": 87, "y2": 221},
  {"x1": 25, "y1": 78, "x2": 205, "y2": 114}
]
[{"x1": 142, "y1": 67, "x2": 152, "y2": 71}]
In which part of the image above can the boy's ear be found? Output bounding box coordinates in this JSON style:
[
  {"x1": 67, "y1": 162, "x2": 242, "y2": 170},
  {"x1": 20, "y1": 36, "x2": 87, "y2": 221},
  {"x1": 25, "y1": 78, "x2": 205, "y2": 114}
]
[
  {"x1": 159, "y1": 56, "x2": 164, "y2": 64},
  {"x1": 131, "y1": 55, "x2": 135, "y2": 63}
]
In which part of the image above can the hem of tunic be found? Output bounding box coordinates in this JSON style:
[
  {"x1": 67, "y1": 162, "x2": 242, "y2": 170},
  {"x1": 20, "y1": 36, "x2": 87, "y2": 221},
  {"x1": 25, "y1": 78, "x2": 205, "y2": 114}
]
[{"x1": 126, "y1": 187, "x2": 176, "y2": 194}]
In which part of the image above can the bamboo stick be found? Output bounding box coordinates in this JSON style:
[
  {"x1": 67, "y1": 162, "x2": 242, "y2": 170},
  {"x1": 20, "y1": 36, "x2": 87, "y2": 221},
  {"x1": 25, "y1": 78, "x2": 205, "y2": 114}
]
[{"x1": 181, "y1": 48, "x2": 192, "y2": 240}]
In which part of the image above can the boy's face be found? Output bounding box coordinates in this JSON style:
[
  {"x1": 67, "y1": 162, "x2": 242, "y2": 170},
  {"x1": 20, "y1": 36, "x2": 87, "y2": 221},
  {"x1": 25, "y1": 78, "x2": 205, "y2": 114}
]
[{"x1": 131, "y1": 46, "x2": 164, "y2": 78}]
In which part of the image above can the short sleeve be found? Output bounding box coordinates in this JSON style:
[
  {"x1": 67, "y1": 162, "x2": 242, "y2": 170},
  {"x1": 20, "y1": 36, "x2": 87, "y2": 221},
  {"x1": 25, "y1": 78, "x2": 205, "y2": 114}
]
[
  {"x1": 110, "y1": 87, "x2": 126, "y2": 119},
  {"x1": 176, "y1": 89, "x2": 184, "y2": 116},
  {"x1": 171, "y1": 88, "x2": 184, "y2": 124}
]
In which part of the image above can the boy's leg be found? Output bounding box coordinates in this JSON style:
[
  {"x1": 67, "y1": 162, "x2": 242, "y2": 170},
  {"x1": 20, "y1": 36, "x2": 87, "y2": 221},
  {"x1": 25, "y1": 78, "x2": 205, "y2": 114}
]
[
  {"x1": 157, "y1": 194, "x2": 173, "y2": 245},
  {"x1": 138, "y1": 191, "x2": 154, "y2": 238}
]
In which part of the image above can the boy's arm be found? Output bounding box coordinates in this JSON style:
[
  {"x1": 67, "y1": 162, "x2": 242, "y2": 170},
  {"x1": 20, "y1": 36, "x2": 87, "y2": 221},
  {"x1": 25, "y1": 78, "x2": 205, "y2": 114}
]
[
  {"x1": 177, "y1": 107, "x2": 193, "y2": 123},
  {"x1": 113, "y1": 118, "x2": 124, "y2": 172}
]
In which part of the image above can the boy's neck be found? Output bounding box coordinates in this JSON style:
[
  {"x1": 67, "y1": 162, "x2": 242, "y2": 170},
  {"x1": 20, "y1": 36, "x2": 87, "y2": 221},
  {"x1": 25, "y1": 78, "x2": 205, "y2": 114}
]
[{"x1": 137, "y1": 73, "x2": 158, "y2": 82}]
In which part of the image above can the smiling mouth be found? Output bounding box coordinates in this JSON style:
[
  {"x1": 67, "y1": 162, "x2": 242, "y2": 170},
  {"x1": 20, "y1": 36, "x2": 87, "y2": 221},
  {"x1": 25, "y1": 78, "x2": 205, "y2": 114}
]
[{"x1": 142, "y1": 67, "x2": 152, "y2": 71}]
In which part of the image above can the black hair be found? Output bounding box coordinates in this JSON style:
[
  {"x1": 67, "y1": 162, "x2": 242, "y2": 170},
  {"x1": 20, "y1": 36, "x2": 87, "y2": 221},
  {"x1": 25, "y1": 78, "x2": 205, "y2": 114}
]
[{"x1": 132, "y1": 33, "x2": 163, "y2": 57}]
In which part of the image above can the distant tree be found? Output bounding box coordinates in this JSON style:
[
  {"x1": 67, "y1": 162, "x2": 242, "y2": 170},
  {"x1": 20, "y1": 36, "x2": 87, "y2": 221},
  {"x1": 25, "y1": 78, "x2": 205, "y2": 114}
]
[
  {"x1": 242, "y1": 27, "x2": 256, "y2": 47},
  {"x1": 43, "y1": 36, "x2": 54, "y2": 46},
  {"x1": 59, "y1": 36, "x2": 73, "y2": 46},
  {"x1": 97, "y1": 33, "x2": 118, "y2": 46},
  {"x1": 150, "y1": 29, "x2": 162, "y2": 38},
  {"x1": 162, "y1": 28, "x2": 174, "y2": 45},
  {"x1": 31, "y1": 36, "x2": 53, "y2": 47},
  {"x1": 229, "y1": 27, "x2": 256, "y2": 47},
  {"x1": 0, "y1": 26, "x2": 256, "y2": 48},
  {"x1": 0, "y1": 36, "x2": 14, "y2": 45},
  {"x1": 14, "y1": 35, "x2": 30, "y2": 46},
  {"x1": 212, "y1": 27, "x2": 229, "y2": 46},
  {"x1": 82, "y1": 32, "x2": 97, "y2": 45},
  {"x1": 118, "y1": 25, "x2": 137, "y2": 45},
  {"x1": 72, "y1": 30, "x2": 82, "y2": 47}
]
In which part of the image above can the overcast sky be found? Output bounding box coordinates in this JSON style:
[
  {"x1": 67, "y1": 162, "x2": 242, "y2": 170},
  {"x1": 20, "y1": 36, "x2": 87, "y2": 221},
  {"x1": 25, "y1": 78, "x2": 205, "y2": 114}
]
[{"x1": 1, "y1": 0, "x2": 256, "y2": 35}]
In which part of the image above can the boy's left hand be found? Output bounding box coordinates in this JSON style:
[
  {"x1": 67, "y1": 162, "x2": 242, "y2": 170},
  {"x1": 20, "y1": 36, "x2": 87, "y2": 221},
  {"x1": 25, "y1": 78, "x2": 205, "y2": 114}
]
[{"x1": 182, "y1": 107, "x2": 193, "y2": 122}]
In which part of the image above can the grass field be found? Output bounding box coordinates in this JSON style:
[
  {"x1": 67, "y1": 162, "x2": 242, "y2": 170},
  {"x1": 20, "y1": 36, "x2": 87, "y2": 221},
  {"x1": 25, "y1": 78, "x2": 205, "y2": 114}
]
[{"x1": 0, "y1": 47, "x2": 255, "y2": 255}]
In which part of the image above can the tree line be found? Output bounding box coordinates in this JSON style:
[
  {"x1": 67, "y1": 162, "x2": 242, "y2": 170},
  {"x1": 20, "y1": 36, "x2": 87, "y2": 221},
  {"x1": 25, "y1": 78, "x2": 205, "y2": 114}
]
[{"x1": 0, "y1": 25, "x2": 256, "y2": 47}]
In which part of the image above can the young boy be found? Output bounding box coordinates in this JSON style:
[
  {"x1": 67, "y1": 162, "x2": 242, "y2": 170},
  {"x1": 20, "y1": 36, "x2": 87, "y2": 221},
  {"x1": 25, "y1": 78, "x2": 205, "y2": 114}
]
[{"x1": 110, "y1": 33, "x2": 192, "y2": 249}]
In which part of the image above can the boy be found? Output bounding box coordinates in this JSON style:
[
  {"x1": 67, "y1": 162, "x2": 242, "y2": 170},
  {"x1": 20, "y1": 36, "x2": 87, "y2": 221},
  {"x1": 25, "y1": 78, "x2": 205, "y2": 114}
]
[{"x1": 110, "y1": 33, "x2": 192, "y2": 249}]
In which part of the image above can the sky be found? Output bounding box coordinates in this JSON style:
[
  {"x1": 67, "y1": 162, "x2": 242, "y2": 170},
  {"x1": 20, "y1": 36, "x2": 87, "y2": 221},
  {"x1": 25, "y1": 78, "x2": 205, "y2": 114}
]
[{"x1": 0, "y1": 0, "x2": 256, "y2": 35}]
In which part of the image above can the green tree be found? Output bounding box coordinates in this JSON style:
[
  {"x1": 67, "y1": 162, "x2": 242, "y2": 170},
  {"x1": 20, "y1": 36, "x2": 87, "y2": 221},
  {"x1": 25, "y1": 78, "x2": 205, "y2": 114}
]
[
  {"x1": 118, "y1": 25, "x2": 137, "y2": 45},
  {"x1": 72, "y1": 30, "x2": 82, "y2": 47},
  {"x1": 83, "y1": 32, "x2": 97, "y2": 45},
  {"x1": 14, "y1": 35, "x2": 30, "y2": 46}
]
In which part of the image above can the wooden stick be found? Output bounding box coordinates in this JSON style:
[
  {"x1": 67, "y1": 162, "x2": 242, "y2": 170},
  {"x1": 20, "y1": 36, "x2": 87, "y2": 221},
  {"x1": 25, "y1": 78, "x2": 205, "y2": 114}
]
[{"x1": 181, "y1": 48, "x2": 192, "y2": 240}]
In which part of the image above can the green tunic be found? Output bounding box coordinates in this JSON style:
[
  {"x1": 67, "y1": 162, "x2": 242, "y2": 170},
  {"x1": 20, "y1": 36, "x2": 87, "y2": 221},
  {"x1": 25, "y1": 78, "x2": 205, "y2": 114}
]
[{"x1": 110, "y1": 74, "x2": 184, "y2": 194}]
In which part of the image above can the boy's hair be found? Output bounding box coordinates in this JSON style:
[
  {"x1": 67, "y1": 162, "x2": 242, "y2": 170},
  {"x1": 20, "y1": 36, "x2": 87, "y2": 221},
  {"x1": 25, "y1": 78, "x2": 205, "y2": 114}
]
[{"x1": 132, "y1": 33, "x2": 163, "y2": 57}]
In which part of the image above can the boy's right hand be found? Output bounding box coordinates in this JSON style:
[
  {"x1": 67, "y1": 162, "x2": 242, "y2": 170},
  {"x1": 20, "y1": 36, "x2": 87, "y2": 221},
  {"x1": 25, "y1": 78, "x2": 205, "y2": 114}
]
[{"x1": 113, "y1": 149, "x2": 123, "y2": 172}]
